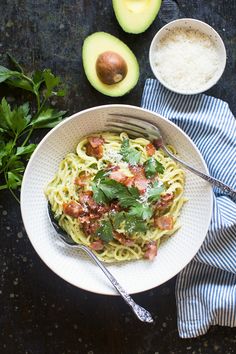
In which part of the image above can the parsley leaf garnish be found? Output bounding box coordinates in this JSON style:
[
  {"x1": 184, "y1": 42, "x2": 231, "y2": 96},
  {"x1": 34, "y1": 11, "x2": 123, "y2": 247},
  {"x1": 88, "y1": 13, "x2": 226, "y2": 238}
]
[
  {"x1": 0, "y1": 55, "x2": 66, "y2": 202},
  {"x1": 128, "y1": 203, "x2": 153, "y2": 220},
  {"x1": 111, "y1": 211, "x2": 147, "y2": 234},
  {"x1": 144, "y1": 157, "x2": 164, "y2": 178},
  {"x1": 92, "y1": 172, "x2": 154, "y2": 221},
  {"x1": 96, "y1": 219, "x2": 114, "y2": 243},
  {"x1": 147, "y1": 181, "x2": 164, "y2": 202},
  {"x1": 120, "y1": 138, "x2": 141, "y2": 165}
]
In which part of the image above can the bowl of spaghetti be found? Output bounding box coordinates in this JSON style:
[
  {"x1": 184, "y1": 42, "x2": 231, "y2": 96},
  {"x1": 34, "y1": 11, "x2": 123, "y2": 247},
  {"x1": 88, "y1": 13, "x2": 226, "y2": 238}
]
[{"x1": 21, "y1": 104, "x2": 212, "y2": 295}]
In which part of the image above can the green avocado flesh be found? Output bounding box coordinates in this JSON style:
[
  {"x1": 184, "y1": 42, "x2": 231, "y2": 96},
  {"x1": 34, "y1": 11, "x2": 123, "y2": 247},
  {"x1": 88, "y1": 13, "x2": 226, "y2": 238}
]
[
  {"x1": 112, "y1": 0, "x2": 162, "y2": 34},
  {"x1": 82, "y1": 32, "x2": 139, "y2": 97}
]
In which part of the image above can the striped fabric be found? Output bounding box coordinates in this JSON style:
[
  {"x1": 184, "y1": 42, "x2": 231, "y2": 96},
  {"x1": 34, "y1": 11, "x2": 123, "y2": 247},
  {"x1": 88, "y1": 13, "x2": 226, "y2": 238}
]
[{"x1": 141, "y1": 79, "x2": 236, "y2": 338}]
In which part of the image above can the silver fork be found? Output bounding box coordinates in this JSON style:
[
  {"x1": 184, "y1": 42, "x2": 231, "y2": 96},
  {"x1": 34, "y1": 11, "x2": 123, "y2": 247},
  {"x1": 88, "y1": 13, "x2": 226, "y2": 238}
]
[
  {"x1": 107, "y1": 113, "x2": 236, "y2": 200},
  {"x1": 47, "y1": 203, "x2": 154, "y2": 323}
]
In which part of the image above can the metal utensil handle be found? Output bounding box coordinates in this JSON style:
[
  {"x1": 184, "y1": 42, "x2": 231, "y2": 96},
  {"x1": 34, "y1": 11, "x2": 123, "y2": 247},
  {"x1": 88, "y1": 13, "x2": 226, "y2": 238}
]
[
  {"x1": 163, "y1": 146, "x2": 236, "y2": 200},
  {"x1": 78, "y1": 244, "x2": 153, "y2": 323}
]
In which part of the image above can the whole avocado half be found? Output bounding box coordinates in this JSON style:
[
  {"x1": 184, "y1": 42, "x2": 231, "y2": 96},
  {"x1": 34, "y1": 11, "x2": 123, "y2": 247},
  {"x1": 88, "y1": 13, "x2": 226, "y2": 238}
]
[
  {"x1": 82, "y1": 32, "x2": 139, "y2": 97},
  {"x1": 112, "y1": 0, "x2": 162, "y2": 34}
]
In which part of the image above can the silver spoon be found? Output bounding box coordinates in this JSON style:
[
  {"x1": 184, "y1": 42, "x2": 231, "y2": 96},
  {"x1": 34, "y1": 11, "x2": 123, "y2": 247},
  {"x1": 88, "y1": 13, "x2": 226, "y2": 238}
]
[{"x1": 47, "y1": 203, "x2": 154, "y2": 323}]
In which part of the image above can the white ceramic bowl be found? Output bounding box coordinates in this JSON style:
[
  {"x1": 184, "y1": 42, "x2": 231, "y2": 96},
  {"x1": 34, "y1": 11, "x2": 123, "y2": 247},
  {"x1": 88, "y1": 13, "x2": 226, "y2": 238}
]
[
  {"x1": 149, "y1": 18, "x2": 226, "y2": 95},
  {"x1": 21, "y1": 104, "x2": 213, "y2": 295}
]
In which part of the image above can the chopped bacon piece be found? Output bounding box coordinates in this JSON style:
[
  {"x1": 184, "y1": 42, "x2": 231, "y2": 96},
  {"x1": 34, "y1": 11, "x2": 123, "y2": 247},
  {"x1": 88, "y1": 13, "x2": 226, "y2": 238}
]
[
  {"x1": 129, "y1": 165, "x2": 149, "y2": 193},
  {"x1": 146, "y1": 143, "x2": 156, "y2": 157},
  {"x1": 123, "y1": 176, "x2": 135, "y2": 187},
  {"x1": 109, "y1": 202, "x2": 121, "y2": 213},
  {"x1": 106, "y1": 164, "x2": 120, "y2": 172},
  {"x1": 134, "y1": 177, "x2": 149, "y2": 194},
  {"x1": 161, "y1": 193, "x2": 174, "y2": 202},
  {"x1": 153, "y1": 138, "x2": 163, "y2": 150},
  {"x1": 97, "y1": 204, "x2": 110, "y2": 214},
  {"x1": 82, "y1": 220, "x2": 100, "y2": 236},
  {"x1": 90, "y1": 240, "x2": 104, "y2": 251},
  {"x1": 63, "y1": 201, "x2": 84, "y2": 218},
  {"x1": 114, "y1": 232, "x2": 135, "y2": 246},
  {"x1": 155, "y1": 193, "x2": 174, "y2": 213},
  {"x1": 79, "y1": 191, "x2": 98, "y2": 211},
  {"x1": 144, "y1": 241, "x2": 157, "y2": 260},
  {"x1": 87, "y1": 136, "x2": 105, "y2": 148},
  {"x1": 74, "y1": 172, "x2": 89, "y2": 187},
  {"x1": 109, "y1": 169, "x2": 127, "y2": 183},
  {"x1": 129, "y1": 165, "x2": 144, "y2": 175},
  {"x1": 86, "y1": 143, "x2": 103, "y2": 159},
  {"x1": 154, "y1": 215, "x2": 174, "y2": 230},
  {"x1": 78, "y1": 215, "x2": 90, "y2": 224}
]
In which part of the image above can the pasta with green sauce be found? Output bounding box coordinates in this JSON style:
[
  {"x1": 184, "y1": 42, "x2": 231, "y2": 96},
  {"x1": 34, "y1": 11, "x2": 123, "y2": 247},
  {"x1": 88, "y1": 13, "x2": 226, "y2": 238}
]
[{"x1": 45, "y1": 132, "x2": 187, "y2": 263}]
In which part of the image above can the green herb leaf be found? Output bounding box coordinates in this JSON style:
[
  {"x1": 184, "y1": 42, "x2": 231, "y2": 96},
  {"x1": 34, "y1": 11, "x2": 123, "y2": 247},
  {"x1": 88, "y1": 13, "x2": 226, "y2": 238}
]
[
  {"x1": 32, "y1": 70, "x2": 44, "y2": 86},
  {"x1": 6, "y1": 171, "x2": 22, "y2": 190},
  {"x1": 0, "y1": 65, "x2": 19, "y2": 83},
  {"x1": 92, "y1": 183, "x2": 108, "y2": 204},
  {"x1": 0, "y1": 59, "x2": 66, "y2": 200},
  {"x1": 96, "y1": 219, "x2": 114, "y2": 243},
  {"x1": 97, "y1": 178, "x2": 139, "y2": 208},
  {"x1": 6, "y1": 76, "x2": 34, "y2": 92},
  {"x1": 111, "y1": 211, "x2": 148, "y2": 235},
  {"x1": 147, "y1": 181, "x2": 164, "y2": 202},
  {"x1": 144, "y1": 157, "x2": 165, "y2": 178},
  {"x1": 7, "y1": 53, "x2": 24, "y2": 73},
  {"x1": 30, "y1": 108, "x2": 66, "y2": 128},
  {"x1": 112, "y1": 211, "x2": 147, "y2": 234},
  {"x1": 92, "y1": 169, "x2": 108, "y2": 182},
  {"x1": 120, "y1": 138, "x2": 141, "y2": 165},
  {"x1": 92, "y1": 177, "x2": 153, "y2": 220},
  {"x1": 16, "y1": 144, "x2": 36, "y2": 156},
  {"x1": 43, "y1": 69, "x2": 64, "y2": 98},
  {"x1": 0, "y1": 141, "x2": 14, "y2": 168},
  {"x1": 0, "y1": 99, "x2": 31, "y2": 135},
  {"x1": 125, "y1": 214, "x2": 148, "y2": 233},
  {"x1": 112, "y1": 211, "x2": 126, "y2": 229},
  {"x1": 128, "y1": 203, "x2": 153, "y2": 220}
]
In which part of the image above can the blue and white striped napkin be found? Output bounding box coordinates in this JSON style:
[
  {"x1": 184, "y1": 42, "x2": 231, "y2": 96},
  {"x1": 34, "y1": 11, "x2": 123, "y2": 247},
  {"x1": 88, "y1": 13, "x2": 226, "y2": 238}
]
[{"x1": 141, "y1": 79, "x2": 236, "y2": 338}]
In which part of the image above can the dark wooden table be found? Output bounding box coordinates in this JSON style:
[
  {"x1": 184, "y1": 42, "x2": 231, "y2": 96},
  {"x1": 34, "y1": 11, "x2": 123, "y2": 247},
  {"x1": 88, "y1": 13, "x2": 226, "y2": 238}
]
[{"x1": 0, "y1": 1, "x2": 235, "y2": 353}]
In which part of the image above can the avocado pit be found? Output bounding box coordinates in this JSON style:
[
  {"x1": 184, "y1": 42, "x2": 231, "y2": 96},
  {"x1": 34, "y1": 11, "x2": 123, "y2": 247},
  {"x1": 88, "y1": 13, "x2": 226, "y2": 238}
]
[{"x1": 96, "y1": 51, "x2": 128, "y2": 85}]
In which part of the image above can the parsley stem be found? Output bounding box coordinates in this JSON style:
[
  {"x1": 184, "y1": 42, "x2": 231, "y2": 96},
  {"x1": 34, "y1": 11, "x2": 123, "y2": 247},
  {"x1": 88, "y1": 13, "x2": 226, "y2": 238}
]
[
  {"x1": 0, "y1": 133, "x2": 19, "y2": 174},
  {"x1": 0, "y1": 184, "x2": 8, "y2": 190},
  {"x1": 21, "y1": 126, "x2": 33, "y2": 147},
  {"x1": 37, "y1": 96, "x2": 47, "y2": 116},
  {"x1": 9, "y1": 188, "x2": 20, "y2": 204}
]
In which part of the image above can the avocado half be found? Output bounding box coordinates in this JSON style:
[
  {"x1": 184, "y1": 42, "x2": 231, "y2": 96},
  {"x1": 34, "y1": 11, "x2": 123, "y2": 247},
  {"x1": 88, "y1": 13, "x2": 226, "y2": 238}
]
[
  {"x1": 112, "y1": 0, "x2": 162, "y2": 34},
  {"x1": 82, "y1": 32, "x2": 139, "y2": 97}
]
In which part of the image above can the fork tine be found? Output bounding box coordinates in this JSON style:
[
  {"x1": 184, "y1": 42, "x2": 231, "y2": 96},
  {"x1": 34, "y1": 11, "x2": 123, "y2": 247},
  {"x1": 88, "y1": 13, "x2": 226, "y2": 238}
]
[
  {"x1": 105, "y1": 124, "x2": 145, "y2": 139},
  {"x1": 107, "y1": 118, "x2": 158, "y2": 140},
  {"x1": 108, "y1": 113, "x2": 158, "y2": 131},
  {"x1": 106, "y1": 121, "x2": 157, "y2": 140}
]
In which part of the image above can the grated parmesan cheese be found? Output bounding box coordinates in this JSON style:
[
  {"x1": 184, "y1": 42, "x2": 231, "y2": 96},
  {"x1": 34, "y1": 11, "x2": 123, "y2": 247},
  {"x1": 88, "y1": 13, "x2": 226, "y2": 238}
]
[
  {"x1": 153, "y1": 28, "x2": 220, "y2": 91},
  {"x1": 104, "y1": 149, "x2": 123, "y2": 163}
]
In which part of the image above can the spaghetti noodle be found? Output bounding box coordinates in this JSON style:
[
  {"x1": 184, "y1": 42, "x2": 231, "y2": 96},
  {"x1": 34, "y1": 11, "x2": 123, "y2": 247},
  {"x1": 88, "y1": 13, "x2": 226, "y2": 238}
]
[{"x1": 45, "y1": 132, "x2": 186, "y2": 263}]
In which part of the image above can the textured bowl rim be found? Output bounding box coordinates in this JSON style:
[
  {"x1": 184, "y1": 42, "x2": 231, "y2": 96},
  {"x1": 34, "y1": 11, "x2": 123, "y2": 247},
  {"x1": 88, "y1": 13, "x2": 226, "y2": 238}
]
[
  {"x1": 21, "y1": 104, "x2": 213, "y2": 295},
  {"x1": 149, "y1": 18, "x2": 227, "y2": 95}
]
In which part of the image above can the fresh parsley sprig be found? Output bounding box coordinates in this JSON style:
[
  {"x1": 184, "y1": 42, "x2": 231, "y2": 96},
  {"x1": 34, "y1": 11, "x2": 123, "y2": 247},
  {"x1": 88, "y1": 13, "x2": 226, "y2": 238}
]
[
  {"x1": 120, "y1": 138, "x2": 141, "y2": 165},
  {"x1": 0, "y1": 55, "x2": 66, "y2": 201},
  {"x1": 112, "y1": 211, "x2": 147, "y2": 234},
  {"x1": 144, "y1": 157, "x2": 164, "y2": 178},
  {"x1": 96, "y1": 219, "x2": 114, "y2": 243},
  {"x1": 92, "y1": 171, "x2": 154, "y2": 220}
]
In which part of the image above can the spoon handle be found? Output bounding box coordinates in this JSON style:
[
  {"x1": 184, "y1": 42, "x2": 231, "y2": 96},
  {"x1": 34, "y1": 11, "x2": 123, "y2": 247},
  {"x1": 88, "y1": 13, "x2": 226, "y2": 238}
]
[
  {"x1": 77, "y1": 244, "x2": 154, "y2": 323},
  {"x1": 163, "y1": 146, "x2": 236, "y2": 200}
]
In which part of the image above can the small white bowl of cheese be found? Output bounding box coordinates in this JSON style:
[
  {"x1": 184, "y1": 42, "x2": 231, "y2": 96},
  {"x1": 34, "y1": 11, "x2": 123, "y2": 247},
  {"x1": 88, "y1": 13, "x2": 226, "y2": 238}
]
[{"x1": 149, "y1": 18, "x2": 226, "y2": 95}]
